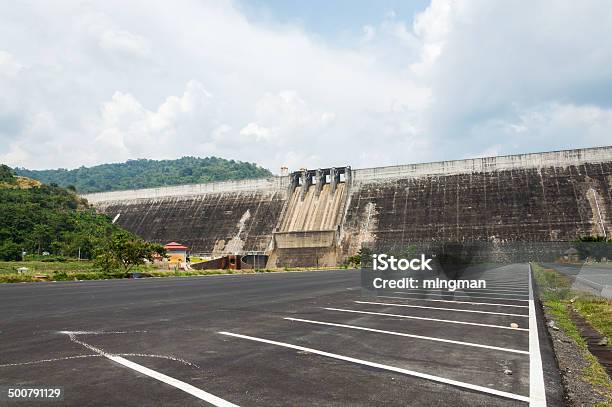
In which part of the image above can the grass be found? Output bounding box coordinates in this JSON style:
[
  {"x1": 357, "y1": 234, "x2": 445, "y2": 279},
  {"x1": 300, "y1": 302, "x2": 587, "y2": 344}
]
[
  {"x1": 574, "y1": 297, "x2": 612, "y2": 340},
  {"x1": 532, "y1": 263, "x2": 612, "y2": 397},
  {"x1": 0, "y1": 259, "x2": 321, "y2": 283},
  {"x1": 0, "y1": 260, "x2": 98, "y2": 274}
]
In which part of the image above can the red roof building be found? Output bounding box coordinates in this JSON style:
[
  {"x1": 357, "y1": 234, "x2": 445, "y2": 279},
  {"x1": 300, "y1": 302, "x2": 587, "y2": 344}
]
[
  {"x1": 164, "y1": 242, "x2": 189, "y2": 251},
  {"x1": 164, "y1": 242, "x2": 189, "y2": 264}
]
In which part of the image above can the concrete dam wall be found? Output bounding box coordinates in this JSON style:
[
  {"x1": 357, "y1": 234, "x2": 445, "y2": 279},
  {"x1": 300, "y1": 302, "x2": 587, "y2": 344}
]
[
  {"x1": 83, "y1": 146, "x2": 612, "y2": 267},
  {"x1": 89, "y1": 178, "x2": 287, "y2": 256}
]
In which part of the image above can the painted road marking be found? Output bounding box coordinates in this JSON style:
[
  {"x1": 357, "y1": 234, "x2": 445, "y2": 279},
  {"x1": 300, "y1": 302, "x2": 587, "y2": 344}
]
[
  {"x1": 385, "y1": 289, "x2": 529, "y2": 297},
  {"x1": 480, "y1": 283, "x2": 529, "y2": 287},
  {"x1": 60, "y1": 331, "x2": 238, "y2": 407},
  {"x1": 389, "y1": 292, "x2": 529, "y2": 302},
  {"x1": 474, "y1": 281, "x2": 528, "y2": 285},
  {"x1": 458, "y1": 288, "x2": 529, "y2": 293},
  {"x1": 575, "y1": 276, "x2": 604, "y2": 287},
  {"x1": 355, "y1": 301, "x2": 529, "y2": 317},
  {"x1": 218, "y1": 331, "x2": 529, "y2": 403},
  {"x1": 456, "y1": 288, "x2": 529, "y2": 294},
  {"x1": 377, "y1": 295, "x2": 529, "y2": 308},
  {"x1": 285, "y1": 317, "x2": 529, "y2": 354},
  {"x1": 387, "y1": 287, "x2": 529, "y2": 294},
  {"x1": 324, "y1": 308, "x2": 529, "y2": 331},
  {"x1": 528, "y1": 265, "x2": 547, "y2": 407}
]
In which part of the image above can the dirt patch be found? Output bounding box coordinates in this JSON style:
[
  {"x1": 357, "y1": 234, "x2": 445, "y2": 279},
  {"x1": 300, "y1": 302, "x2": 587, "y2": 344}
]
[
  {"x1": 570, "y1": 308, "x2": 612, "y2": 377},
  {"x1": 543, "y1": 305, "x2": 612, "y2": 406}
]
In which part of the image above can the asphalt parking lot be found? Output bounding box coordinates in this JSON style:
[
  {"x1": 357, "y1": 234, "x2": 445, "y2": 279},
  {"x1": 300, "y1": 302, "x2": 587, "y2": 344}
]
[{"x1": 0, "y1": 265, "x2": 562, "y2": 406}]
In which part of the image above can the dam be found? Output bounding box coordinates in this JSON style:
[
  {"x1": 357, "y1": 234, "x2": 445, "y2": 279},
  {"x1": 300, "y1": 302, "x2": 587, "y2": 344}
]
[{"x1": 83, "y1": 146, "x2": 612, "y2": 268}]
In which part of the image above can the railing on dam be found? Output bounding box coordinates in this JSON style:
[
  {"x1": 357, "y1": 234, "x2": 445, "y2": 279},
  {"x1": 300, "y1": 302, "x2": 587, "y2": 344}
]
[
  {"x1": 351, "y1": 146, "x2": 612, "y2": 183},
  {"x1": 82, "y1": 176, "x2": 288, "y2": 204}
]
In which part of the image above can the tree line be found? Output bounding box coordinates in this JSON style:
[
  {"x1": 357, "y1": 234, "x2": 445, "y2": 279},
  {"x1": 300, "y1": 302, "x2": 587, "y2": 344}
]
[{"x1": 14, "y1": 156, "x2": 272, "y2": 193}]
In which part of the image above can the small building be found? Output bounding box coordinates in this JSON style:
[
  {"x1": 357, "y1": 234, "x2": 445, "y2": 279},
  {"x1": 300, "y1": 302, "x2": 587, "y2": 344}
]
[
  {"x1": 563, "y1": 247, "x2": 580, "y2": 262},
  {"x1": 164, "y1": 242, "x2": 189, "y2": 265}
]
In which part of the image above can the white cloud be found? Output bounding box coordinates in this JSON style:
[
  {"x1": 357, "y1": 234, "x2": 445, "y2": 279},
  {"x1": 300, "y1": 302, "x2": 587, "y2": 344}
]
[
  {"x1": 0, "y1": 50, "x2": 23, "y2": 76},
  {"x1": 240, "y1": 122, "x2": 273, "y2": 141},
  {"x1": 495, "y1": 103, "x2": 612, "y2": 150},
  {"x1": 98, "y1": 29, "x2": 151, "y2": 57},
  {"x1": 0, "y1": 0, "x2": 611, "y2": 172},
  {"x1": 410, "y1": 0, "x2": 452, "y2": 74},
  {"x1": 95, "y1": 80, "x2": 216, "y2": 160},
  {"x1": 362, "y1": 25, "x2": 376, "y2": 42}
]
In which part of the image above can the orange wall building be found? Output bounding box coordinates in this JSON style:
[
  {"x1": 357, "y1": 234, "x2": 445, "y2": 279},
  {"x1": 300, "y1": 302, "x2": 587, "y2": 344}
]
[{"x1": 164, "y1": 242, "x2": 188, "y2": 264}]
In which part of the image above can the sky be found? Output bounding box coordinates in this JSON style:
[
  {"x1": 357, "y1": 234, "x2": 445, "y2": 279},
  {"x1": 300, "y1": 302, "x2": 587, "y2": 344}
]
[{"x1": 1, "y1": 0, "x2": 611, "y2": 172}]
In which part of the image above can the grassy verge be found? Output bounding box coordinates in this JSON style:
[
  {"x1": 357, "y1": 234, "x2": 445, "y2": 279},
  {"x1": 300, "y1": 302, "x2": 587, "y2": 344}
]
[
  {"x1": 0, "y1": 260, "x2": 342, "y2": 283},
  {"x1": 574, "y1": 297, "x2": 612, "y2": 341},
  {"x1": 532, "y1": 263, "x2": 612, "y2": 397}
]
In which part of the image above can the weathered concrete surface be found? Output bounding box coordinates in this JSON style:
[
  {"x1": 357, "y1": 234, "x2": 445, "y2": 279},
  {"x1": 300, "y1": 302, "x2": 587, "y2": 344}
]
[
  {"x1": 83, "y1": 147, "x2": 612, "y2": 265},
  {"x1": 96, "y1": 189, "x2": 285, "y2": 255},
  {"x1": 340, "y1": 162, "x2": 611, "y2": 257},
  {"x1": 267, "y1": 182, "x2": 349, "y2": 268},
  {"x1": 279, "y1": 183, "x2": 347, "y2": 232}
]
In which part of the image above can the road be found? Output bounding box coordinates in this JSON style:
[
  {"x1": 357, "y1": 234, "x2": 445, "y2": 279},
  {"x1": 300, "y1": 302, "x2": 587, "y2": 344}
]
[
  {"x1": 542, "y1": 263, "x2": 612, "y2": 298},
  {"x1": 0, "y1": 266, "x2": 562, "y2": 406}
]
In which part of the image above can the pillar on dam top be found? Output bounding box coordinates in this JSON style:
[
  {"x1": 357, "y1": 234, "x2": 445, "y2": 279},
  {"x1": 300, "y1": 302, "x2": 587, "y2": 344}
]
[
  {"x1": 330, "y1": 167, "x2": 339, "y2": 193},
  {"x1": 345, "y1": 166, "x2": 352, "y2": 186},
  {"x1": 315, "y1": 168, "x2": 324, "y2": 197},
  {"x1": 287, "y1": 172, "x2": 299, "y2": 196},
  {"x1": 300, "y1": 169, "x2": 311, "y2": 200}
]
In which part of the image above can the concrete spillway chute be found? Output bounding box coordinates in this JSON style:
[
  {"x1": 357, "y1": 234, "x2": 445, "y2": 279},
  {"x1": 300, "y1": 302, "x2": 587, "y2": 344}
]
[{"x1": 267, "y1": 166, "x2": 352, "y2": 268}]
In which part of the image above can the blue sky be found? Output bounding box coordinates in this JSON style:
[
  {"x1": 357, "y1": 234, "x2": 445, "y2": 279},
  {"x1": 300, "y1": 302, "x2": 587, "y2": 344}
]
[
  {"x1": 1, "y1": 0, "x2": 611, "y2": 171},
  {"x1": 236, "y1": 0, "x2": 429, "y2": 41}
]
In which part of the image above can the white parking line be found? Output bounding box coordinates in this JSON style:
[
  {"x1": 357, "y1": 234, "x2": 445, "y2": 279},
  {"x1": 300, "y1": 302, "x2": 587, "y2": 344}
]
[
  {"x1": 355, "y1": 301, "x2": 529, "y2": 317},
  {"x1": 482, "y1": 283, "x2": 529, "y2": 286},
  {"x1": 484, "y1": 286, "x2": 529, "y2": 290},
  {"x1": 323, "y1": 308, "x2": 529, "y2": 331},
  {"x1": 60, "y1": 331, "x2": 239, "y2": 407},
  {"x1": 389, "y1": 287, "x2": 529, "y2": 294},
  {"x1": 389, "y1": 292, "x2": 529, "y2": 302},
  {"x1": 470, "y1": 287, "x2": 529, "y2": 293},
  {"x1": 377, "y1": 295, "x2": 529, "y2": 308},
  {"x1": 528, "y1": 265, "x2": 547, "y2": 406},
  {"x1": 218, "y1": 331, "x2": 529, "y2": 403},
  {"x1": 390, "y1": 289, "x2": 529, "y2": 297},
  {"x1": 459, "y1": 288, "x2": 529, "y2": 294},
  {"x1": 285, "y1": 317, "x2": 529, "y2": 355},
  {"x1": 484, "y1": 282, "x2": 529, "y2": 285}
]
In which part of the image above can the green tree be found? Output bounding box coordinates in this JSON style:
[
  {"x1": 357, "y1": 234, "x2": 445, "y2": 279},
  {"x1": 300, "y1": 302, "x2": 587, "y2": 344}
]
[
  {"x1": 31, "y1": 224, "x2": 53, "y2": 255},
  {"x1": 0, "y1": 173, "x2": 127, "y2": 260},
  {"x1": 574, "y1": 236, "x2": 611, "y2": 261},
  {"x1": 0, "y1": 240, "x2": 22, "y2": 261},
  {"x1": 14, "y1": 156, "x2": 272, "y2": 193},
  {"x1": 0, "y1": 164, "x2": 16, "y2": 184},
  {"x1": 95, "y1": 232, "x2": 166, "y2": 272}
]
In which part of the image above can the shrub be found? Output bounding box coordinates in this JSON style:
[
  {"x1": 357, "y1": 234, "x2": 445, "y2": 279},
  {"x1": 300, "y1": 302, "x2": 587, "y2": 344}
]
[{"x1": 0, "y1": 240, "x2": 22, "y2": 261}]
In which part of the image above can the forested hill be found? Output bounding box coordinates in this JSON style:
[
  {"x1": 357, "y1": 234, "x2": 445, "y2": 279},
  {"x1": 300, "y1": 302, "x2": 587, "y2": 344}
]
[
  {"x1": 14, "y1": 156, "x2": 273, "y2": 193},
  {"x1": 0, "y1": 165, "x2": 123, "y2": 260}
]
